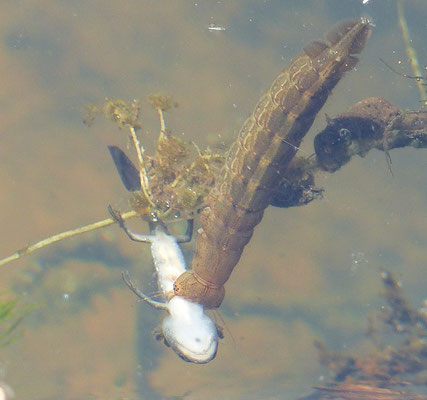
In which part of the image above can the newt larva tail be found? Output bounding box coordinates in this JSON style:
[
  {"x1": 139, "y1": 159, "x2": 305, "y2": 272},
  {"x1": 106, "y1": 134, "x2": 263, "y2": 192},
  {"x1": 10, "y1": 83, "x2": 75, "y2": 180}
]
[{"x1": 174, "y1": 18, "x2": 372, "y2": 308}]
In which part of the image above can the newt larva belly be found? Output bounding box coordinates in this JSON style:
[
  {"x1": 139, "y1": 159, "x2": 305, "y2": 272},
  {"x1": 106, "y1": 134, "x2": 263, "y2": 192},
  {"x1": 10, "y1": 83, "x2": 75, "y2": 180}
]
[{"x1": 174, "y1": 18, "x2": 372, "y2": 308}]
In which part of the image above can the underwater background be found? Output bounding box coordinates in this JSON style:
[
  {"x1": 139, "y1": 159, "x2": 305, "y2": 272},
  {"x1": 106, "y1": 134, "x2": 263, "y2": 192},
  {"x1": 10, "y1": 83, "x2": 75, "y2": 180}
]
[{"x1": 0, "y1": 1, "x2": 426, "y2": 399}]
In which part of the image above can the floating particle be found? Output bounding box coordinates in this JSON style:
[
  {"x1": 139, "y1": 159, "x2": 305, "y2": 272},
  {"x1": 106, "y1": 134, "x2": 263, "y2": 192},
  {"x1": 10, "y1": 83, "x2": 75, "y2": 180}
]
[{"x1": 208, "y1": 23, "x2": 226, "y2": 32}]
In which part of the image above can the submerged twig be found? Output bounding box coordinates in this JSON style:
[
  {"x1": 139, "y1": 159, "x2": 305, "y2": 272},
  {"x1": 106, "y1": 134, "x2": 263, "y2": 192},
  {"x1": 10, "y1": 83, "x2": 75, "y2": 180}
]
[
  {"x1": 271, "y1": 97, "x2": 427, "y2": 208},
  {"x1": 0, "y1": 210, "x2": 138, "y2": 267}
]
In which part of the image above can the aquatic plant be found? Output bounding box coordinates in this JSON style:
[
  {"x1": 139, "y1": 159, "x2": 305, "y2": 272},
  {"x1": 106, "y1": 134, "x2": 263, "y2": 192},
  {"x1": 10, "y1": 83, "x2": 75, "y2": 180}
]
[
  {"x1": 302, "y1": 271, "x2": 427, "y2": 399},
  {"x1": 84, "y1": 96, "x2": 225, "y2": 223},
  {"x1": 0, "y1": 294, "x2": 27, "y2": 347}
]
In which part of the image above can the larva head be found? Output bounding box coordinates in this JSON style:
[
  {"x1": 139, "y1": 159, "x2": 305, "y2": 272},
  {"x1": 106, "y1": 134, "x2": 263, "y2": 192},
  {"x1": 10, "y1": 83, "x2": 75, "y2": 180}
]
[
  {"x1": 173, "y1": 270, "x2": 225, "y2": 309},
  {"x1": 162, "y1": 296, "x2": 218, "y2": 363}
]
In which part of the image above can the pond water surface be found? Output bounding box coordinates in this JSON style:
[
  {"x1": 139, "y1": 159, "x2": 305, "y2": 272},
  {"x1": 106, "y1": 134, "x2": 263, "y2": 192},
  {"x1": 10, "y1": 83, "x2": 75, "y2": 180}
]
[{"x1": 0, "y1": 1, "x2": 426, "y2": 399}]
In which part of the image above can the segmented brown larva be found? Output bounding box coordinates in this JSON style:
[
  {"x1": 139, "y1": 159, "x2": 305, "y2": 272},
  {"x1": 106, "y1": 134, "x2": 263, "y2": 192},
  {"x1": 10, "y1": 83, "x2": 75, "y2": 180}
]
[{"x1": 174, "y1": 18, "x2": 372, "y2": 308}]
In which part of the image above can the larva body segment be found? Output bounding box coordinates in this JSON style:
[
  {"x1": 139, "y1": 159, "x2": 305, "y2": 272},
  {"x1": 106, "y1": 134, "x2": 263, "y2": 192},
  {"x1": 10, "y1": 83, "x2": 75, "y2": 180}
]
[{"x1": 174, "y1": 19, "x2": 371, "y2": 308}]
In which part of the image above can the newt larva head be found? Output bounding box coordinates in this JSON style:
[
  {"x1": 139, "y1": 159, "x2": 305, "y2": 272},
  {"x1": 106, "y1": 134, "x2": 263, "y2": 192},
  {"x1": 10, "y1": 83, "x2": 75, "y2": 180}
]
[{"x1": 162, "y1": 296, "x2": 218, "y2": 363}]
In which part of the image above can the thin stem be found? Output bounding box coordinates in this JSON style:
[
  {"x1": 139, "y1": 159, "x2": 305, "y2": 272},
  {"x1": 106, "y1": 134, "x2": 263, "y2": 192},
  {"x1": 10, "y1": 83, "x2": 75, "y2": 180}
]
[
  {"x1": 0, "y1": 210, "x2": 138, "y2": 268},
  {"x1": 128, "y1": 125, "x2": 156, "y2": 208},
  {"x1": 157, "y1": 108, "x2": 167, "y2": 138},
  {"x1": 397, "y1": 0, "x2": 427, "y2": 104}
]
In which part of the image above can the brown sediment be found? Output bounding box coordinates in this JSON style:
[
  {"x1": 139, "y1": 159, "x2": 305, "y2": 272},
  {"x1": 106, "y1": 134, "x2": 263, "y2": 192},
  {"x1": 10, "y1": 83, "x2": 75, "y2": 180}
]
[{"x1": 174, "y1": 18, "x2": 372, "y2": 308}]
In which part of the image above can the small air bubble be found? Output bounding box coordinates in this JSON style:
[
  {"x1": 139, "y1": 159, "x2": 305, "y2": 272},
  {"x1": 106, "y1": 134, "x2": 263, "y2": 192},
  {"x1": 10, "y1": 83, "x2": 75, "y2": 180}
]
[
  {"x1": 151, "y1": 213, "x2": 159, "y2": 222},
  {"x1": 350, "y1": 251, "x2": 368, "y2": 273}
]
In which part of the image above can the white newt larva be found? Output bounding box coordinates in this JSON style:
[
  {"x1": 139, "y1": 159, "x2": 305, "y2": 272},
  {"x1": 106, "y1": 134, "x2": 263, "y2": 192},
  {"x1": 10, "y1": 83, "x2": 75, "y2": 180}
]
[{"x1": 110, "y1": 209, "x2": 218, "y2": 364}]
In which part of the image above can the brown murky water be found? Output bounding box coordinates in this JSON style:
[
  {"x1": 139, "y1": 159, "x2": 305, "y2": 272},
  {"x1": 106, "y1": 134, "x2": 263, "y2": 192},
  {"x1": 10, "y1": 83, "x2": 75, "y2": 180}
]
[{"x1": 0, "y1": 1, "x2": 426, "y2": 399}]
